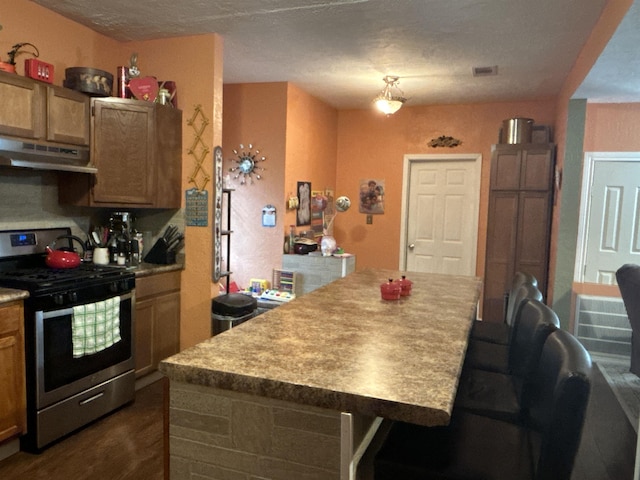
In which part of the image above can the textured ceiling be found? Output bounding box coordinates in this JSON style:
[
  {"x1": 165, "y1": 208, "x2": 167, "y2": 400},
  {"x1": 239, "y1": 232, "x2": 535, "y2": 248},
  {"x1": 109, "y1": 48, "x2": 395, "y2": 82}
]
[{"x1": 32, "y1": 0, "x2": 636, "y2": 109}]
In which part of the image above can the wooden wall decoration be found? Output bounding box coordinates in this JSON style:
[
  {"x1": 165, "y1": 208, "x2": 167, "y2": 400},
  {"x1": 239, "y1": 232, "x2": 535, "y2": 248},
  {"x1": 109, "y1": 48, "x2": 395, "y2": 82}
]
[{"x1": 186, "y1": 104, "x2": 211, "y2": 191}]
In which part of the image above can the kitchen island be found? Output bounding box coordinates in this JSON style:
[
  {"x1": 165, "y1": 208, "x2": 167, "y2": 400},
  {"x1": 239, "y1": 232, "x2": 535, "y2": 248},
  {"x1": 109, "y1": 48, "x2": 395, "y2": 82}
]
[{"x1": 160, "y1": 268, "x2": 481, "y2": 479}]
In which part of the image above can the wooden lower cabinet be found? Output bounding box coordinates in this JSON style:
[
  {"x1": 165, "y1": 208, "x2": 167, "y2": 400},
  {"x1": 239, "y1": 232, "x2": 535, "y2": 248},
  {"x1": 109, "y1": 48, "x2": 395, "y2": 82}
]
[
  {"x1": 0, "y1": 301, "x2": 26, "y2": 443},
  {"x1": 135, "y1": 271, "x2": 181, "y2": 378}
]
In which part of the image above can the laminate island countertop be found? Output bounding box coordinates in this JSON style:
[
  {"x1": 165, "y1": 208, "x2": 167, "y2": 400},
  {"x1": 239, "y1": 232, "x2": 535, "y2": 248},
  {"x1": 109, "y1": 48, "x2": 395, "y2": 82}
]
[
  {"x1": 161, "y1": 268, "x2": 481, "y2": 426},
  {"x1": 161, "y1": 269, "x2": 481, "y2": 480}
]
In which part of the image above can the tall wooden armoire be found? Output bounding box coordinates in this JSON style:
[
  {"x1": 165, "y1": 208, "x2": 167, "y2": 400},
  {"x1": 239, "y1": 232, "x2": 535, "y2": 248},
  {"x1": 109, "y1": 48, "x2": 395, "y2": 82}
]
[{"x1": 483, "y1": 143, "x2": 555, "y2": 321}]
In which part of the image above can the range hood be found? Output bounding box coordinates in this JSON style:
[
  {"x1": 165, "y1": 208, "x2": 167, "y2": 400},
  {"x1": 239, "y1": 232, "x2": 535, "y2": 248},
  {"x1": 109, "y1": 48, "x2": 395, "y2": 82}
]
[{"x1": 0, "y1": 136, "x2": 96, "y2": 174}]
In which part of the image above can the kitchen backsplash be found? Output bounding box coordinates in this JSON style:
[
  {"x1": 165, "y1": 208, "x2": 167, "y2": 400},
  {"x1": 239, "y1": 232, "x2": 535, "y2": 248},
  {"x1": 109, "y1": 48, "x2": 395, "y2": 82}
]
[{"x1": 0, "y1": 168, "x2": 185, "y2": 251}]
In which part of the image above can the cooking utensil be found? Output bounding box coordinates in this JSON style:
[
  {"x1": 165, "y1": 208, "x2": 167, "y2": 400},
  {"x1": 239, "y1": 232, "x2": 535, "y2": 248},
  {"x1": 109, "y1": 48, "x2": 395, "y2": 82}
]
[
  {"x1": 92, "y1": 231, "x2": 102, "y2": 247},
  {"x1": 166, "y1": 234, "x2": 184, "y2": 252},
  {"x1": 45, "y1": 235, "x2": 85, "y2": 269}
]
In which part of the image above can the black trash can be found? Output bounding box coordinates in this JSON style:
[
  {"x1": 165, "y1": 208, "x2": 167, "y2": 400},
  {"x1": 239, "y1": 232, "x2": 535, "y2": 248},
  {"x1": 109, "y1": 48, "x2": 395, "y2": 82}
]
[{"x1": 211, "y1": 293, "x2": 258, "y2": 335}]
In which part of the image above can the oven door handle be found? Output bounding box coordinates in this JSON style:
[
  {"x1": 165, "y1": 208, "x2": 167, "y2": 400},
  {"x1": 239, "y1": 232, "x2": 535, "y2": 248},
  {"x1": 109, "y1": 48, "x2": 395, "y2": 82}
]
[{"x1": 41, "y1": 291, "x2": 134, "y2": 319}]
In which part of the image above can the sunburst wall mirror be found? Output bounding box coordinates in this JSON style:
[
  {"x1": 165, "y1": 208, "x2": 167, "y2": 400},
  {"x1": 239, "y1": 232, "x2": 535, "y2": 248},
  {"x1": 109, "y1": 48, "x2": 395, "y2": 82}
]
[{"x1": 229, "y1": 143, "x2": 266, "y2": 185}]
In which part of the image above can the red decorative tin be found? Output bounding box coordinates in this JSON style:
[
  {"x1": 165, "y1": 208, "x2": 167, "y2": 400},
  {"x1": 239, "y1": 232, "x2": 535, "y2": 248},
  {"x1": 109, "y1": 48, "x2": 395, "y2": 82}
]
[{"x1": 25, "y1": 59, "x2": 54, "y2": 84}]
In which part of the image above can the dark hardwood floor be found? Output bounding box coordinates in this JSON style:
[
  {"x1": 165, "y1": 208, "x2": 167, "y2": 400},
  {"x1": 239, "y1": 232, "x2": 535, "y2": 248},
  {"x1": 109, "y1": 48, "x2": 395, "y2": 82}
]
[
  {"x1": 0, "y1": 379, "x2": 164, "y2": 480},
  {"x1": 0, "y1": 364, "x2": 635, "y2": 480}
]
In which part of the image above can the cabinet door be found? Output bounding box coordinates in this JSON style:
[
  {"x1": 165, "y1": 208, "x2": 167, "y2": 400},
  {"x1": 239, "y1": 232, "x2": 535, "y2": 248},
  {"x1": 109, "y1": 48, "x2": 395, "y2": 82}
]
[
  {"x1": 520, "y1": 147, "x2": 554, "y2": 191},
  {"x1": 46, "y1": 86, "x2": 90, "y2": 146},
  {"x1": 0, "y1": 302, "x2": 26, "y2": 442},
  {"x1": 490, "y1": 148, "x2": 521, "y2": 190},
  {"x1": 483, "y1": 192, "x2": 519, "y2": 321},
  {"x1": 153, "y1": 291, "x2": 181, "y2": 366},
  {"x1": 515, "y1": 191, "x2": 552, "y2": 297},
  {"x1": 91, "y1": 98, "x2": 155, "y2": 205},
  {"x1": 135, "y1": 297, "x2": 155, "y2": 378},
  {"x1": 0, "y1": 72, "x2": 45, "y2": 139}
]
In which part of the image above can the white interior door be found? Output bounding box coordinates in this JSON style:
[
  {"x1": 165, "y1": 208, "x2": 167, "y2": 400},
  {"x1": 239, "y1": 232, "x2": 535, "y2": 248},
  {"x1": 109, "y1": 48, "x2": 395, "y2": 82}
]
[
  {"x1": 399, "y1": 154, "x2": 481, "y2": 275},
  {"x1": 576, "y1": 153, "x2": 640, "y2": 283}
]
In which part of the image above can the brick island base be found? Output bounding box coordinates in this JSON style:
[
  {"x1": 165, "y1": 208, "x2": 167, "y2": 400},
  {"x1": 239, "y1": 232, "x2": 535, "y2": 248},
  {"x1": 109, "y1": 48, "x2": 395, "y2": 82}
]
[{"x1": 168, "y1": 382, "x2": 381, "y2": 479}]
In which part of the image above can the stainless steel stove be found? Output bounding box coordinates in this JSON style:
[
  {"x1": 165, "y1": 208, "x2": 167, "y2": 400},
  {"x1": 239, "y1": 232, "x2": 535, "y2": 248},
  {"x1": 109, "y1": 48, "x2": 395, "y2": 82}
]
[{"x1": 0, "y1": 227, "x2": 136, "y2": 451}]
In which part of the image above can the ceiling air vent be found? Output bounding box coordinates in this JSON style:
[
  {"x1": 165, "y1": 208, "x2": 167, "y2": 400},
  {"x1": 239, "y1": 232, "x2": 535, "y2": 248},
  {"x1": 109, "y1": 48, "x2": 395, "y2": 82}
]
[{"x1": 473, "y1": 65, "x2": 498, "y2": 77}]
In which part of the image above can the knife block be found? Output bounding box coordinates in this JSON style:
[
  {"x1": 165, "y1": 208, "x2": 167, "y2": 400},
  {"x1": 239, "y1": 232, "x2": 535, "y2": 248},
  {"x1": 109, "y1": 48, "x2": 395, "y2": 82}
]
[{"x1": 143, "y1": 238, "x2": 176, "y2": 265}]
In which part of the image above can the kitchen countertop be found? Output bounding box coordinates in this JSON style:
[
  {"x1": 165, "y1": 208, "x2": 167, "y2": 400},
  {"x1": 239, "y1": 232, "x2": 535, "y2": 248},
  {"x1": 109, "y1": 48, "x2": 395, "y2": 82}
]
[
  {"x1": 160, "y1": 268, "x2": 482, "y2": 427},
  {"x1": 0, "y1": 288, "x2": 30, "y2": 304}
]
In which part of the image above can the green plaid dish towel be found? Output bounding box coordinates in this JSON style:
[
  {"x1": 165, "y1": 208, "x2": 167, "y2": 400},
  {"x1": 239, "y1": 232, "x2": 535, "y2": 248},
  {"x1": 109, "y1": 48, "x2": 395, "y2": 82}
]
[{"x1": 72, "y1": 296, "x2": 121, "y2": 358}]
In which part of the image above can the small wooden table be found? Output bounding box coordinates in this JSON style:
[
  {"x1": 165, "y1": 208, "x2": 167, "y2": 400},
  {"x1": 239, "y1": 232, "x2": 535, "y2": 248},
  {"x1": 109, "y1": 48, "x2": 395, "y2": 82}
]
[{"x1": 160, "y1": 268, "x2": 481, "y2": 479}]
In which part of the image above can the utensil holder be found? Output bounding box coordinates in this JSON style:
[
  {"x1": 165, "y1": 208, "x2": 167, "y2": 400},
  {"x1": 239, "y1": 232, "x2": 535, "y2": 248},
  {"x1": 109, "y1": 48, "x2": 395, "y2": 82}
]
[{"x1": 143, "y1": 238, "x2": 176, "y2": 265}]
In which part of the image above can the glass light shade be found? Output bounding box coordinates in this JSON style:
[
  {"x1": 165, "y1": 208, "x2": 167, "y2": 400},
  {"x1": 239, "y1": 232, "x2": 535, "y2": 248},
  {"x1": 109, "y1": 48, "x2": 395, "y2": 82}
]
[{"x1": 375, "y1": 97, "x2": 405, "y2": 115}]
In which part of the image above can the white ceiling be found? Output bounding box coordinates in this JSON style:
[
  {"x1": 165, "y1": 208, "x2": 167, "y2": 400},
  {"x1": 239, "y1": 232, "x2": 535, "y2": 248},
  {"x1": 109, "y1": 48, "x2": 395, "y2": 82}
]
[{"x1": 32, "y1": 0, "x2": 637, "y2": 109}]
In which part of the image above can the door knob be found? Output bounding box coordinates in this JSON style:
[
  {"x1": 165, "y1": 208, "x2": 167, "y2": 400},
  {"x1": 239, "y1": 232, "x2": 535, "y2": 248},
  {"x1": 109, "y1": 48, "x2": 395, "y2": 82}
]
[{"x1": 408, "y1": 243, "x2": 415, "y2": 250}]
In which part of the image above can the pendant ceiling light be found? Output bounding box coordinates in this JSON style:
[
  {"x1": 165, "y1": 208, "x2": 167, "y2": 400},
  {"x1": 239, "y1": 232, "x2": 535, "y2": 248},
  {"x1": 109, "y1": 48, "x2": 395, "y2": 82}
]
[{"x1": 374, "y1": 75, "x2": 407, "y2": 115}]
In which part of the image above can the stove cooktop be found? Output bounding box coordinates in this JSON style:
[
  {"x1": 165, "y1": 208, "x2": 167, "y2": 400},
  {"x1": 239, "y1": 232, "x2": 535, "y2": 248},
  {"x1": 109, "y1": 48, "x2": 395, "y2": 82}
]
[{"x1": 0, "y1": 263, "x2": 135, "y2": 295}]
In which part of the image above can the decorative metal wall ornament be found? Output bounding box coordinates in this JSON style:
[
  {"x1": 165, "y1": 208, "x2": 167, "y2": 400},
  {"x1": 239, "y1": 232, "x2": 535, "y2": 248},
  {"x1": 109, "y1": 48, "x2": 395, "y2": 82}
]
[
  {"x1": 229, "y1": 143, "x2": 266, "y2": 185},
  {"x1": 428, "y1": 135, "x2": 463, "y2": 148},
  {"x1": 213, "y1": 145, "x2": 223, "y2": 281}
]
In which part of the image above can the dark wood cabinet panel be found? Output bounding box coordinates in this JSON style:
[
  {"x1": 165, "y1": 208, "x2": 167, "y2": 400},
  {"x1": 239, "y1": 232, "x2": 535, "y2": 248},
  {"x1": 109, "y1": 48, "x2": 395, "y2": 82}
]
[
  {"x1": 483, "y1": 144, "x2": 554, "y2": 321},
  {"x1": 521, "y1": 148, "x2": 554, "y2": 190},
  {"x1": 92, "y1": 99, "x2": 155, "y2": 205},
  {"x1": 58, "y1": 99, "x2": 182, "y2": 208}
]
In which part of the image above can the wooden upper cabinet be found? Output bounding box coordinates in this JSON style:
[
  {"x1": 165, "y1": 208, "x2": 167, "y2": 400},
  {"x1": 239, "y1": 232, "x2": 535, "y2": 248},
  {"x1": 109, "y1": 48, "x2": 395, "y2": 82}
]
[
  {"x1": 46, "y1": 86, "x2": 90, "y2": 146},
  {"x1": 58, "y1": 98, "x2": 182, "y2": 209},
  {"x1": 91, "y1": 98, "x2": 156, "y2": 205},
  {"x1": 490, "y1": 144, "x2": 554, "y2": 191},
  {"x1": 0, "y1": 71, "x2": 45, "y2": 139},
  {"x1": 0, "y1": 71, "x2": 89, "y2": 146}
]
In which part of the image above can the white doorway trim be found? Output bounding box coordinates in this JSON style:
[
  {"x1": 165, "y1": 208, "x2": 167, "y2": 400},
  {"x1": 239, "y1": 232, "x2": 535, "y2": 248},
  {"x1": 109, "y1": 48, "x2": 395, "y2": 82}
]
[
  {"x1": 574, "y1": 151, "x2": 640, "y2": 282},
  {"x1": 399, "y1": 153, "x2": 482, "y2": 271}
]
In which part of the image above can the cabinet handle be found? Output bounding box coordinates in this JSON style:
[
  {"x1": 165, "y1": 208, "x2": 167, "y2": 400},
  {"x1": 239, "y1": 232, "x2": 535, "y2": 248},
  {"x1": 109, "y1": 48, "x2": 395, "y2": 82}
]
[
  {"x1": 79, "y1": 391, "x2": 105, "y2": 406},
  {"x1": 408, "y1": 243, "x2": 415, "y2": 250}
]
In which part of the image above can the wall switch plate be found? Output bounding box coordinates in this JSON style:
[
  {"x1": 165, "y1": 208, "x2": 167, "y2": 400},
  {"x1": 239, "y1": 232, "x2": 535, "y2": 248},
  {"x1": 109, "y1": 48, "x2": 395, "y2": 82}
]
[{"x1": 366, "y1": 215, "x2": 373, "y2": 224}]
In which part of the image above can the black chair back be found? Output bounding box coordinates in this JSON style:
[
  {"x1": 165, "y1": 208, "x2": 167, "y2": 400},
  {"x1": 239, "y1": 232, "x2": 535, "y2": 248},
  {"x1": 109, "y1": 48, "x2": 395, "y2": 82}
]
[
  {"x1": 616, "y1": 264, "x2": 640, "y2": 375},
  {"x1": 506, "y1": 282, "x2": 543, "y2": 327},
  {"x1": 508, "y1": 298, "x2": 559, "y2": 379},
  {"x1": 504, "y1": 271, "x2": 538, "y2": 322},
  {"x1": 526, "y1": 329, "x2": 592, "y2": 480}
]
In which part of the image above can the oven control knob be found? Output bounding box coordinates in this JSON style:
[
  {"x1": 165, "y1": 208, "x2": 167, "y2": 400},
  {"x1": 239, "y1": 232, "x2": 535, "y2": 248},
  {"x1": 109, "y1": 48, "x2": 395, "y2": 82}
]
[
  {"x1": 109, "y1": 282, "x2": 118, "y2": 293},
  {"x1": 68, "y1": 291, "x2": 78, "y2": 303},
  {"x1": 53, "y1": 293, "x2": 64, "y2": 306},
  {"x1": 120, "y1": 280, "x2": 129, "y2": 292}
]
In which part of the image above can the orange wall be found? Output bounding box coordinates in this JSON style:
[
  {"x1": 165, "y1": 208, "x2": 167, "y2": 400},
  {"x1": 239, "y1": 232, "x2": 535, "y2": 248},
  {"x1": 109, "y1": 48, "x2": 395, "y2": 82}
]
[
  {"x1": 222, "y1": 83, "x2": 288, "y2": 289},
  {"x1": 1, "y1": 0, "x2": 122, "y2": 78},
  {"x1": 335, "y1": 100, "x2": 556, "y2": 274},
  {"x1": 584, "y1": 103, "x2": 640, "y2": 151},
  {"x1": 284, "y1": 83, "x2": 339, "y2": 230},
  {"x1": 128, "y1": 34, "x2": 223, "y2": 349},
  {"x1": 8, "y1": 0, "x2": 222, "y2": 349},
  {"x1": 222, "y1": 82, "x2": 338, "y2": 289}
]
